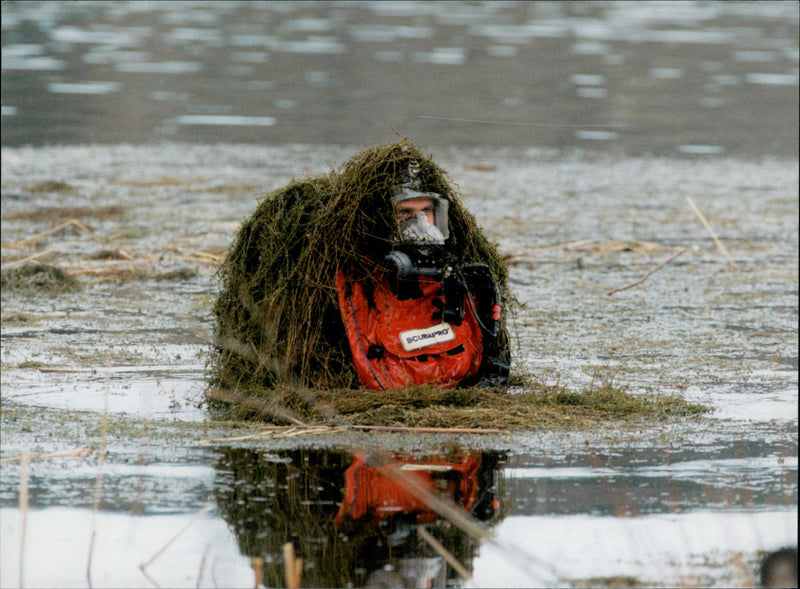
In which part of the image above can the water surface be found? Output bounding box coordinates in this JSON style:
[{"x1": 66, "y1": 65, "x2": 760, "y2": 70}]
[
  {"x1": 1, "y1": 143, "x2": 796, "y2": 587},
  {"x1": 1, "y1": 2, "x2": 798, "y2": 587}
]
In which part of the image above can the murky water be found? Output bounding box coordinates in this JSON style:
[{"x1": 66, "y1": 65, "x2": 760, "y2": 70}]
[
  {"x1": 1, "y1": 2, "x2": 798, "y2": 588},
  {"x1": 2, "y1": 1, "x2": 798, "y2": 156}
]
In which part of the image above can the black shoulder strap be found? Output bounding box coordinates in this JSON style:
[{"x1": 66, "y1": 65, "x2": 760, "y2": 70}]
[{"x1": 460, "y1": 263, "x2": 510, "y2": 387}]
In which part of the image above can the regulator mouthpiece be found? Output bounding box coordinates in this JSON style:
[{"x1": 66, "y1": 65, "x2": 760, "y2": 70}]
[
  {"x1": 392, "y1": 159, "x2": 450, "y2": 244},
  {"x1": 400, "y1": 211, "x2": 446, "y2": 245}
]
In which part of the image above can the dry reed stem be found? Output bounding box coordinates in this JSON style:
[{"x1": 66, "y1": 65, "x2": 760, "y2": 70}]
[
  {"x1": 87, "y1": 402, "x2": 109, "y2": 589},
  {"x1": 283, "y1": 543, "x2": 302, "y2": 589},
  {"x1": 178, "y1": 249, "x2": 223, "y2": 263},
  {"x1": 605, "y1": 248, "x2": 687, "y2": 296},
  {"x1": 18, "y1": 446, "x2": 30, "y2": 589},
  {"x1": 199, "y1": 430, "x2": 277, "y2": 444},
  {"x1": 67, "y1": 265, "x2": 152, "y2": 278},
  {"x1": 59, "y1": 258, "x2": 135, "y2": 270},
  {"x1": 278, "y1": 426, "x2": 341, "y2": 438},
  {"x1": 349, "y1": 424, "x2": 510, "y2": 434},
  {"x1": 60, "y1": 258, "x2": 148, "y2": 269},
  {"x1": 12, "y1": 219, "x2": 103, "y2": 248},
  {"x1": 200, "y1": 426, "x2": 346, "y2": 444},
  {"x1": 172, "y1": 255, "x2": 214, "y2": 265},
  {"x1": 685, "y1": 196, "x2": 737, "y2": 268},
  {"x1": 139, "y1": 505, "x2": 213, "y2": 574},
  {"x1": 1, "y1": 241, "x2": 74, "y2": 270},
  {"x1": 211, "y1": 556, "x2": 219, "y2": 588},
  {"x1": 196, "y1": 543, "x2": 210, "y2": 589},
  {"x1": 139, "y1": 564, "x2": 161, "y2": 588},
  {"x1": 416, "y1": 524, "x2": 472, "y2": 581},
  {"x1": 58, "y1": 259, "x2": 141, "y2": 268},
  {"x1": 199, "y1": 431, "x2": 275, "y2": 444},
  {"x1": 1, "y1": 447, "x2": 93, "y2": 463},
  {"x1": 252, "y1": 557, "x2": 264, "y2": 588},
  {"x1": 160, "y1": 243, "x2": 224, "y2": 264}
]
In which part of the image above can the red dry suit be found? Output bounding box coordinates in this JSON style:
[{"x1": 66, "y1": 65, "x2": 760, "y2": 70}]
[{"x1": 336, "y1": 271, "x2": 483, "y2": 390}]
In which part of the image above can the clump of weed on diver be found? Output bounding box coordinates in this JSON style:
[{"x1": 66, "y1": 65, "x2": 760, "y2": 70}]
[
  {"x1": 1, "y1": 263, "x2": 80, "y2": 295},
  {"x1": 207, "y1": 173, "x2": 353, "y2": 400},
  {"x1": 206, "y1": 139, "x2": 514, "y2": 415}
]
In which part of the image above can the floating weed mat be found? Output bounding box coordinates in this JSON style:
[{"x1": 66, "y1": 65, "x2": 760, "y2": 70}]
[
  {"x1": 0, "y1": 262, "x2": 81, "y2": 294},
  {"x1": 206, "y1": 381, "x2": 710, "y2": 430},
  {"x1": 23, "y1": 181, "x2": 75, "y2": 194},
  {"x1": 207, "y1": 139, "x2": 512, "y2": 403},
  {"x1": 3, "y1": 204, "x2": 123, "y2": 221}
]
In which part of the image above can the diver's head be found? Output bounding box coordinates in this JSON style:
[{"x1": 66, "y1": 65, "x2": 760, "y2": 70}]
[
  {"x1": 395, "y1": 197, "x2": 448, "y2": 245},
  {"x1": 392, "y1": 159, "x2": 449, "y2": 246}
]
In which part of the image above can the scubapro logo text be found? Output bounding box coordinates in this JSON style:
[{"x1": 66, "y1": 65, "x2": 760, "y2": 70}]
[{"x1": 399, "y1": 322, "x2": 455, "y2": 352}]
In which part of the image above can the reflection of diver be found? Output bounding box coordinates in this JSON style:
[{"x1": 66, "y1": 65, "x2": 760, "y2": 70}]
[
  {"x1": 213, "y1": 447, "x2": 505, "y2": 588},
  {"x1": 336, "y1": 452, "x2": 501, "y2": 588}
]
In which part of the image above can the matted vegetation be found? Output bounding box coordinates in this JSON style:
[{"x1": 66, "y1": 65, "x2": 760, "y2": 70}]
[
  {"x1": 0, "y1": 262, "x2": 81, "y2": 294},
  {"x1": 208, "y1": 378, "x2": 709, "y2": 429}
]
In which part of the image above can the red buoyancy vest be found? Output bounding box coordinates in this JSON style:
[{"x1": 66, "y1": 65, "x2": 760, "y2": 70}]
[{"x1": 336, "y1": 270, "x2": 483, "y2": 390}]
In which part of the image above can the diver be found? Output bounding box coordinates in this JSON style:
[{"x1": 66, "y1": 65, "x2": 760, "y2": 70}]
[
  {"x1": 209, "y1": 140, "x2": 512, "y2": 401},
  {"x1": 336, "y1": 159, "x2": 510, "y2": 390}
]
